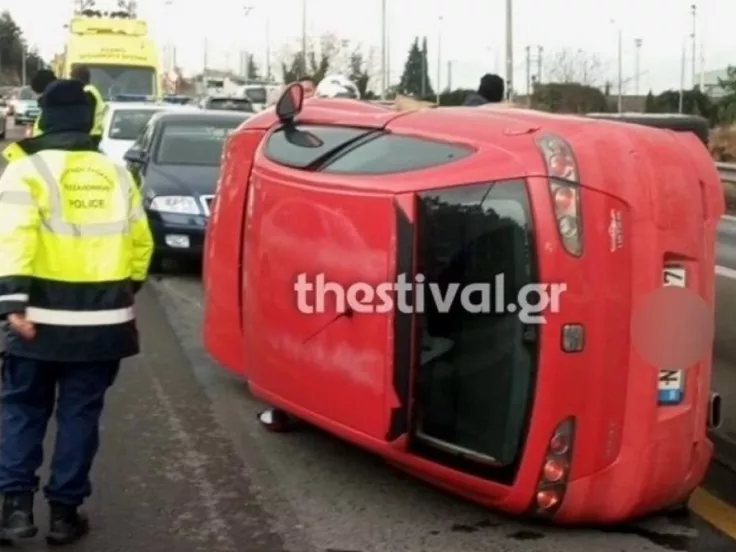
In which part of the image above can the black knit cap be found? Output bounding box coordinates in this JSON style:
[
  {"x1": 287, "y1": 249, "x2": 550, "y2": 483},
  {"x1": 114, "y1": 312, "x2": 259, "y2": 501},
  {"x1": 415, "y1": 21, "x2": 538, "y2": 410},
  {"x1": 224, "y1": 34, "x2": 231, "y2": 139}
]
[
  {"x1": 38, "y1": 79, "x2": 93, "y2": 134},
  {"x1": 30, "y1": 69, "x2": 57, "y2": 95}
]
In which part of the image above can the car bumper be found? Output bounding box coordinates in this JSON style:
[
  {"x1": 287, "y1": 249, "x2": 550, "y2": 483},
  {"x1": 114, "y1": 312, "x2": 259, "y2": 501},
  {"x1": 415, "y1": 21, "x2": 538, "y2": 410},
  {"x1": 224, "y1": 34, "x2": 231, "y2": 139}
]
[
  {"x1": 14, "y1": 114, "x2": 36, "y2": 124},
  {"x1": 146, "y1": 211, "x2": 207, "y2": 258}
]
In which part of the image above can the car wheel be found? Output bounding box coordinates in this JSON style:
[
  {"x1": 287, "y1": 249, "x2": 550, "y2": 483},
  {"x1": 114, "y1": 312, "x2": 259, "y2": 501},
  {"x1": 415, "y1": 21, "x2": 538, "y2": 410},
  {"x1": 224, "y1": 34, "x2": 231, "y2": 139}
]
[
  {"x1": 148, "y1": 254, "x2": 166, "y2": 274},
  {"x1": 0, "y1": 128, "x2": 5, "y2": 140}
]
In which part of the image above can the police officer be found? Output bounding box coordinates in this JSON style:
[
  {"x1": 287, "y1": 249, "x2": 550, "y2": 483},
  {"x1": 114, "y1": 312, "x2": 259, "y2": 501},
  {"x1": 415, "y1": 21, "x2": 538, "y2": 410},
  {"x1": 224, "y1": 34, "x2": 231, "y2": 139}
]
[
  {"x1": 70, "y1": 65, "x2": 105, "y2": 147},
  {"x1": 0, "y1": 79, "x2": 153, "y2": 545},
  {"x1": 29, "y1": 69, "x2": 58, "y2": 137}
]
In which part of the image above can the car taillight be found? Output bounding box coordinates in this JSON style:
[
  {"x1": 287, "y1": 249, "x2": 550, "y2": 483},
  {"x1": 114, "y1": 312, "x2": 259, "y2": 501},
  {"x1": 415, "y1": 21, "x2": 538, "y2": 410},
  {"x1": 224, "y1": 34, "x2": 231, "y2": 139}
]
[
  {"x1": 529, "y1": 417, "x2": 575, "y2": 517},
  {"x1": 535, "y1": 135, "x2": 582, "y2": 256}
]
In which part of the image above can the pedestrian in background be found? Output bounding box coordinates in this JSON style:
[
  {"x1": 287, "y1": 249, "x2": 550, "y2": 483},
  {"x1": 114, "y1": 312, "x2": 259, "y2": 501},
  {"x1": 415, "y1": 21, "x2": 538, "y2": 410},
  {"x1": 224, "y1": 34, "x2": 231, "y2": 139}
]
[
  {"x1": 70, "y1": 65, "x2": 105, "y2": 147},
  {"x1": 0, "y1": 79, "x2": 153, "y2": 545},
  {"x1": 29, "y1": 69, "x2": 58, "y2": 137},
  {"x1": 463, "y1": 73, "x2": 505, "y2": 106}
]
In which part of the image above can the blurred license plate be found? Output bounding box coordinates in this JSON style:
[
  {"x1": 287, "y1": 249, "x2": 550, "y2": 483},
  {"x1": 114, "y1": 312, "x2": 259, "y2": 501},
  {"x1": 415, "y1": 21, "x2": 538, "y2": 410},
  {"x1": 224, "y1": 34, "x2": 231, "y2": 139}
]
[{"x1": 658, "y1": 369, "x2": 684, "y2": 405}]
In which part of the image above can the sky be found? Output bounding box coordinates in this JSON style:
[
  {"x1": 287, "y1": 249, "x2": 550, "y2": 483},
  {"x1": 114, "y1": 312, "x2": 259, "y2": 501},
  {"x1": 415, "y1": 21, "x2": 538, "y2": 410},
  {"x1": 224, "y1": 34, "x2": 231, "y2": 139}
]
[{"x1": 1, "y1": 0, "x2": 734, "y2": 94}]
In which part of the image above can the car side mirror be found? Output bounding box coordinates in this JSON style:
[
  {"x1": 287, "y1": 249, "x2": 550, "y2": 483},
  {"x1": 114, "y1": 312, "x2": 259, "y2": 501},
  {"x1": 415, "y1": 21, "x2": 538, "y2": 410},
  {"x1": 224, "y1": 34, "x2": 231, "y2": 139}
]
[
  {"x1": 276, "y1": 83, "x2": 304, "y2": 123},
  {"x1": 124, "y1": 147, "x2": 147, "y2": 165}
]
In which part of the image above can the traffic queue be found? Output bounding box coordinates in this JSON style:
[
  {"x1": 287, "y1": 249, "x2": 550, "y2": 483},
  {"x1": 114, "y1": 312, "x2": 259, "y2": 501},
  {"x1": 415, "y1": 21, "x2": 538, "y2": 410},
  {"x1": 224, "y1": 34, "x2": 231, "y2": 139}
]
[
  {"x1": 201, "y1": 79, "x2": 723, "y2": 524},
  {"x1": 0, "y1": 68, "x2": 724, "y2": 532}
]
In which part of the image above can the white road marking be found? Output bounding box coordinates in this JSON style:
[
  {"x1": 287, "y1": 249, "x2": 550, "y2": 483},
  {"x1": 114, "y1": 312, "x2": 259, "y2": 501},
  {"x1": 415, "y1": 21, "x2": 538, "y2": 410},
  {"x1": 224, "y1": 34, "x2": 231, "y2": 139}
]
[
  {"x1": 716, "y1": 265, "x2": 736, "y2": 280},
  {"x1": 722, "y1": 214, "x2": 736, "y2": 223}
]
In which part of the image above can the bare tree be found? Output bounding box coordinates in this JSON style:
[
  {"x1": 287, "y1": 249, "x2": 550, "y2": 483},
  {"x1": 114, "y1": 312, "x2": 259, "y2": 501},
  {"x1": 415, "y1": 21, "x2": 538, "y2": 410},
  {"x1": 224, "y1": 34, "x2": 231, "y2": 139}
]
[{"x1": 545, "y1": 49, "x2": 603, "y2": 86}]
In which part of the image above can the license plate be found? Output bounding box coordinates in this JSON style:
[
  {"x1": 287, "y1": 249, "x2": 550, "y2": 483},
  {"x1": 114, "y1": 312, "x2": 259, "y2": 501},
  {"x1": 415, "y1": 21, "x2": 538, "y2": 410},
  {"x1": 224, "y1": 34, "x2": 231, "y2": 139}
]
[
  {"x1": 658, "y1": 369, "x2": 684, "y2": 405},
  {"x1": 663, "y1": 266, "x2": 686, "y2": 287}
]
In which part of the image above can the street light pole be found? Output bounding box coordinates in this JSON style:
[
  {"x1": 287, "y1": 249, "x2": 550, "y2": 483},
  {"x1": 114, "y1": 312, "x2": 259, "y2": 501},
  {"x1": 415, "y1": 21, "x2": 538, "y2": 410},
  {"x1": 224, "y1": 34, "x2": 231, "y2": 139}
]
[
  {"x1": 380, "y1": 0, "x2": 386, "y2": 99},
  {"x1": 634, "y1": 38, "x2": 642, "y2": 96},
  {"x1": 436, "y1": 16, "x2": 442, "y2": 104},
  {"x1": 242, "y1": 5, "x2": 254, "y2": 81},
  {"x1": 301, "y1": 0, "x2": 307, "y2": 79},
  {"x1": 690, "y1": 3, "x2": 697, "y2": 89},
  {"x1": 505, "y1": 0, "x2": 513, "y2": 99},
  {"x1": 611, "y1": 19, "x2": 623, "y2": 113}
]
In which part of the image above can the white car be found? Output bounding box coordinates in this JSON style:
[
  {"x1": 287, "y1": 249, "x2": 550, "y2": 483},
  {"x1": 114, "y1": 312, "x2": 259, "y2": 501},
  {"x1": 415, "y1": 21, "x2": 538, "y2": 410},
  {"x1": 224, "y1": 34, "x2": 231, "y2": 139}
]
[{"x1": 100, "y1": 102, "x2": 193, "y2": 164}]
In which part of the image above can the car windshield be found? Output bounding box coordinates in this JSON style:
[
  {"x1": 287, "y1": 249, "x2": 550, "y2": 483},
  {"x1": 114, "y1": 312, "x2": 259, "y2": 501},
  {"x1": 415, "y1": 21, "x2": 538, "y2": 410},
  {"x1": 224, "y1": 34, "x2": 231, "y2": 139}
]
[
  {"x1": 108, "y1": 109, "x2": 159, "y2": 140},
  {"x1": 243, "y1": 87, "x2": 267, "y2": 103},
  {"x1": 208, "y1": 98, "x2": 253, "y2": 112},
  {"x1": 17, "y1": 87, "x2": 34, "y2": 100},
  {"x1": 155, "y1": 119, "x2": 243, "y2": 165},
  {"x1": 74, "y1": 64, "x2": 156, "y2": 99}
]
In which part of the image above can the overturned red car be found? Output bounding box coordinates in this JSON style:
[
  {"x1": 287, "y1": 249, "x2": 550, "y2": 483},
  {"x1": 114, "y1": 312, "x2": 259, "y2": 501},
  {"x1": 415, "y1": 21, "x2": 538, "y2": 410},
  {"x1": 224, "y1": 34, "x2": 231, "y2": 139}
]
[{"x1": 202, "y1": 84, "x2": 723, "y2": 524}]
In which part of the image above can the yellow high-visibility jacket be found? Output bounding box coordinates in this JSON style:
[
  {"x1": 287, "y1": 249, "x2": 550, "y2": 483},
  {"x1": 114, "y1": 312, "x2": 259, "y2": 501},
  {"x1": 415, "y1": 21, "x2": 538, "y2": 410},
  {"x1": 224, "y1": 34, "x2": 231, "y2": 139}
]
[
  {"x1": 0, "y1": 136, "x2": 153, "y2": 361},
  {"x1": 84, "y1": 84, "x2": 105, "y2": 137}
]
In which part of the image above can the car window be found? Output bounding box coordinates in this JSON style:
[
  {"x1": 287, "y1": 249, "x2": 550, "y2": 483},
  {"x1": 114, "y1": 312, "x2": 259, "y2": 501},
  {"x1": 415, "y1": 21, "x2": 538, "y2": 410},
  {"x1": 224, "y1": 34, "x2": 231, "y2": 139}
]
[
  {"x1": 243, "y1": 87, "x2": 267, "y2": 103},
  {"x1": 264, "y1": 125, "x2": 376, "y2": 169},
  {"x1": 135, "y1": 122, "x2": 155, "y2": 151},
  {"x1": 154, "y1": 120, "x2": 241, "y2": 165},
  {"x1": 109, "y1": 109, "x2": 160, "y2": 140},
  {"x1": 322, "y1": 134, "x2": 473, "y2": 174},
  {"x1": 207, "y1": 98, "x2": 254, "y2": 112}
]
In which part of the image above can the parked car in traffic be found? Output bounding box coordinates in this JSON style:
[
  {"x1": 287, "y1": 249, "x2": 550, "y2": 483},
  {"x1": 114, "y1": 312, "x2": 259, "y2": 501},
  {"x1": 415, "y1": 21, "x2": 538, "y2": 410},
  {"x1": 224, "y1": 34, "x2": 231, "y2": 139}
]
[
  {"x1": 201, "y1": 83, "x2": 724, "y2": 524},
  {"x1": 100, "y1": 101, "x2": 194, "y2": 165},
  {"x1": 0, "y1": 104, "x2": 6, "y2": 139},
  {"x1": 123, "y1": 110, "x2": 251, "y2": 270},
  {"x1": 12, "y1": 98, "x2": 39, "y2": 126},
  {"x1": 200, "y1": 95, "x2": 254, "y2": 113}
]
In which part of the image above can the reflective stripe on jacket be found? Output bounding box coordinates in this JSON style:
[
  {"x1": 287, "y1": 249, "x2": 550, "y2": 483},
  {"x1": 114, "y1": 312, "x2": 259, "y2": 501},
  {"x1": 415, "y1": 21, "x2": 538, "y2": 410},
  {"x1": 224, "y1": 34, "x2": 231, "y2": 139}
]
[
  {"x1": 0, "y1": 145, "x2": 154, "y2": 361},
  {"x1": 84, "y1": 84, "x2": 105, "y2": 136}
]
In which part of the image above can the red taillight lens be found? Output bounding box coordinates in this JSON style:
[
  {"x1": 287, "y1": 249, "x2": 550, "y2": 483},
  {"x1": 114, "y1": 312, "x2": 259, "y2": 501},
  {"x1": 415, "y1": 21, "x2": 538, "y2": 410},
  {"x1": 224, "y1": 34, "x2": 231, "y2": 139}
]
[
  {"x1": 529, "y1": 417, "x2": 576, "y2": 517},
  {"x1": 543, "y1": 458, "x2": 568, "y2": 482},
  {"x1": 536, "y1": 489, "x2": 561, "y2": 510},
  {"x1": 536, "y1": 134, "x2": 582, "y2": 257}
]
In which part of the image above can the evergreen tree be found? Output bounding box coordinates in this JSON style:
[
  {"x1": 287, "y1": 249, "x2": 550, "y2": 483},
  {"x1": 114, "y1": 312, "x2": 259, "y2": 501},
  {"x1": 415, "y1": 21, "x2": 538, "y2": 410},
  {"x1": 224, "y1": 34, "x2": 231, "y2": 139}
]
[
  {"x1": 644, "y1": 90, "x2": 656, "y2": 112},
  {"x1": 398, "y1": 37, "x2": 433, "y2": 97}
]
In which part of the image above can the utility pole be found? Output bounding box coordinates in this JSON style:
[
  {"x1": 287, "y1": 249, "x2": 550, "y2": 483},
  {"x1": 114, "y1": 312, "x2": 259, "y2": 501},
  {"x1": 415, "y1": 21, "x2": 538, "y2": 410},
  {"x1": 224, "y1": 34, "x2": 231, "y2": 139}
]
[
  {"x1": 537, "y1": 46, "x2": 543, "y2": 83},
  {"x1": 380, "y1": 0, "x2": 386, "y2": 99},
  {"x1": 679, "y1": 39, "x2": 685, "y2": 113},
  {"x1": 436, "y1": 16, "x2": 443, "y2": 104},
  {"x1": 617, "y1": 27, "x2": 623, "y2": 113},
  {"x1": 634, "y1": 38, "x2": 642, "y2": 96},
  {"x1": 505, "y1": 0, "x2": 513, "y2": 99},
  {"x1": 203, "y1": 37, "x2": 208, "y2": 74},
  {"x1": 21, "y1": 42, "x2": 26, "y2": 86},
  {"x1": 690, "y1": 3, "x2": 697, "y2": 89},
  {"x1": 525, "y1": 45, "x2": 543, "y2": 94},
  {"x1": 301, "y1": 0, "x2": 307, "y2": 79},
  {"x1": 265, "y1": 15, "x2": 271, "y2": 80},
  {"x1": 243, "y1": 5, "x2": 254, "y2": 81},
  {"x1": 447, "y1": 60, "x2": 452, "y2": 90}
]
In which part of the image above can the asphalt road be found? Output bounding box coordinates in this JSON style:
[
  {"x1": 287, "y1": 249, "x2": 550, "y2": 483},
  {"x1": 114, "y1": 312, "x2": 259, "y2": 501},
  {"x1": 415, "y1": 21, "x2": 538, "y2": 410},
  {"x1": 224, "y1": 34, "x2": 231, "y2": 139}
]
[{"x1": 1, "y1": 120, "x2": 736, "y2": 551}]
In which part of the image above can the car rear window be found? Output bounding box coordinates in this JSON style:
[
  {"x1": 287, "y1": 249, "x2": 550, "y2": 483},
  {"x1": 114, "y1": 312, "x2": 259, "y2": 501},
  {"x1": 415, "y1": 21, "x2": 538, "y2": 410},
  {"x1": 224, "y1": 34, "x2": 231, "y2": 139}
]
[
  {"x1": 322, "y1": 134, "x2": 473, "y2": 174},
  {"x1": 155, "y1": 120, "x2": 241, "y2": 165},
  {"x1": 264, "y1": 125, "x2": 376, "y2": 169},
  {"x1": 109, "y1": 109, "x2": 159, "y2": 139},
  {"x1": 208, "y1": 98, "x2": 253, "y2": 112},
  {"x1": 264, "y1": 125, "x2": 472, "y2": 173},
  {"x1": 243, "y1": 87, "x2": 267, "y2": 103}
]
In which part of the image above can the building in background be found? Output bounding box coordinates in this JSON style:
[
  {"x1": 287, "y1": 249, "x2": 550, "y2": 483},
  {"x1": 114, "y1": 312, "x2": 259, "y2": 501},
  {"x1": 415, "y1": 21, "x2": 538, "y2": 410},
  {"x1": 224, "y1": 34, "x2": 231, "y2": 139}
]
[{"x1": 702, "y1": 68, "x2": 729, "y2": 99}]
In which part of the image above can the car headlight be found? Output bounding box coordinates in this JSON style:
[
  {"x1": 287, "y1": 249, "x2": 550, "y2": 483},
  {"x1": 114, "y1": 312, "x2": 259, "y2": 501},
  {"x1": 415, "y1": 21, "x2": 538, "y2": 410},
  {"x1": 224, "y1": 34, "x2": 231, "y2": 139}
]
[{"x1": 148, "y1": 196, "x2": 200, "y2": 215}]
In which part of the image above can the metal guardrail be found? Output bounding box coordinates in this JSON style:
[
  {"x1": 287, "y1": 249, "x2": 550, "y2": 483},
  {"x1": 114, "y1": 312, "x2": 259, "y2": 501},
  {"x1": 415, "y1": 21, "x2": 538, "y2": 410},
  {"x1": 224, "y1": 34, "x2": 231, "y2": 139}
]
[{"x1": 718, "y1": 162, "x2": 736, "y2": 184}]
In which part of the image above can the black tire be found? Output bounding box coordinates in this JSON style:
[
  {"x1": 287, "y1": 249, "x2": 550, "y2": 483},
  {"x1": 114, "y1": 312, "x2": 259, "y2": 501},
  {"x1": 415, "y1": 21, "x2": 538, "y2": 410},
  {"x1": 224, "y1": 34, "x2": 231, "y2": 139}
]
[
  {"x1": 585, "y1": 113, "x2": 710, "y2": 145},
  {"x1": 148, "y1": 254, "x2": 166, "y2": 274}
]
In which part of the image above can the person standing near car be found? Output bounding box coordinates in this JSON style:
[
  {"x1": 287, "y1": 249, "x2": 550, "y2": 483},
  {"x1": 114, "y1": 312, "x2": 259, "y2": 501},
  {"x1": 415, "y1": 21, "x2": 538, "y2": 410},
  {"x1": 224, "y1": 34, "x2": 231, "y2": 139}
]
[
  {"x1": 0, "y1": 79, "x2": 153, "y2": 545},
  {"x1": 70, "y1": 65, "x2": 105, "y2": 147},
  {"x1": 29, "y1": 69, "x2": 58, "y2": 137},
  {"x1": 463, "y1": 73, "x2": 505, "y2": 106}
]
